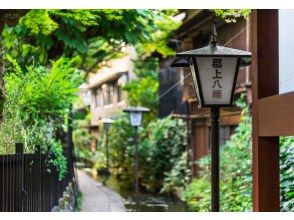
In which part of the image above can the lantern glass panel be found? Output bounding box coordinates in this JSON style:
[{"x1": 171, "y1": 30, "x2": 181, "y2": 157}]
[
  {"x1": 129, "y1": 111, "x2": 142, "y2": 127},
  {"x1": 189, "y1": 58, "x2": 202, "y2": 106},
  {"x1": 103, "y1": 122, "x2": 111, "y2": 131},
  {"x1": 195, "y1": 57, "x2": 238, "y2": 105}
]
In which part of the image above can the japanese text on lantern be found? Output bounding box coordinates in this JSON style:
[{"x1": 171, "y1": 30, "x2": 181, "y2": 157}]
[{"x1": 212, "y1": 58, "x2": 223, "y2": 99}]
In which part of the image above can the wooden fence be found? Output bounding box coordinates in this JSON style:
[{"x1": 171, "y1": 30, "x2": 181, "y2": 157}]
[{"x1": 0, "y1": 143, "x2": 77, "y2": 212}]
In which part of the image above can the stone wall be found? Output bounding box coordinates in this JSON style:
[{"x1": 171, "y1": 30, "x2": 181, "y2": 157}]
[{"x1": 51, "y1": 181, "x2": 78, "y2": 212}]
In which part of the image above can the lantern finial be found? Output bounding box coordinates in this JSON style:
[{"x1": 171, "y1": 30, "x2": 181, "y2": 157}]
[{"x1": 210, "y1": 23, "x2": 217, "y2": 48}]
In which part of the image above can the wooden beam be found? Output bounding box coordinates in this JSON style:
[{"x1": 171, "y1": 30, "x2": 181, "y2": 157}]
[
  {"x1": 251, "y1": 9, "x2": 280, "y2": 211},
  {"x1": 258, "y1": 92, "x2": 294, "y2": 136},
  {"x1": 220, "y1": 113, "x2": 241, "y2": 126},
  {"x1": 253, "y1": 137, "x2": 280, "y2": 211}
]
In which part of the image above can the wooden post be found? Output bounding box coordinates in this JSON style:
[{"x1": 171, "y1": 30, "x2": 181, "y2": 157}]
[
  {"x1": 67, "y1": 105, "x2": 74, "y2": 178},
  {"x1": 134, "y1": 126, "x2": 140, "y2": 208},
  {"x1": 210, "y1": 107, "x2": 220, "y2": 212},
  {"x1": 105, "y1": 130, "x2": 109, "y2": 175},
  {"x1": 251, "y1": 9, "x2": 280, "y2": 211}
]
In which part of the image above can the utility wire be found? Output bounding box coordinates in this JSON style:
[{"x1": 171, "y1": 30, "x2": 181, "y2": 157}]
[
  {"x1": 223, "y1": 23, "x2": 251, "y2": 47},
  {"x1": 157, "y1": 72, "x2": 191, "y2": 101},
  {"x1": 158, "y1": 22, "x2": 251, "y2": 101}
]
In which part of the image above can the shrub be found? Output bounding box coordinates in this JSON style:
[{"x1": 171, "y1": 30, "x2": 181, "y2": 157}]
[
  {"x1": 183, "y1": 95, "x2": 252, "y2": 211},
  {"x1": 89, "y1": 113, "x2": 189, "y2": 193},
  {"x1": 160, "y1": 150, "x2": 191, "y2": 197},
  {"x1": 280, "y1": 136, "x2": 294, "y2": 211},
  {"x1": 0, "y1": 56, "x2": 82, "y2": 179},
  {"x1": 140, "y1": 116, "x2": 188, "y2": 192}
]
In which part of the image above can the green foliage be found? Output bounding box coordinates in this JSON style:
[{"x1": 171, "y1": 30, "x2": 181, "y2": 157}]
[
  {"x1": 107, "y1": 113, "x2": 135, "y2": 188},
  {"x1": 140, "y1": 116, "x2": 188, "y2": 192},
  {"x1": 161, "y1": 150, "x2": 191, "y2": 197},
  {"x1": 2, "y1": 9, "x2": 179, "y2": 74},
  {"x1": 72, "y1": 9, "x2": 184, "y2": 191},
  {"x1": 123, "y1": 74, "x2": 159, "y2": 123},
  {"x1": 212, "y1": 9, "x2": 251, "y2": 23},
  {"x1": 19, "y1": 10, "x2": 58, "y2": 35},
  {"x1": 72, "y1": 113, "x2": 100, "y2": 166},
  {"x1": 280, "y1": 136, "x2": 294, "y2": 211},
  {"x1": 89, "y1": 114, "x2": 189, "y2": 193},
  {"x1": 73, "y1": 125, "x2": 92, "y2": 154},
  {"x1": 49, "y1": 141, "x2": 68, "y2": 180},
  {"x1": 183, "y1": 176, "x2": 211, "y2": 211},
  {"x1": 183, "y1": 94, "x2": 252, "y2": 211},
  {"x1": 0, "y1": 9, "x2": 180, "y2": 182},
  {"x1": 123, "y1": 55, "x2": 160, "y2": 123},
  {"x1": 123, "y1": 10, "x2": 180, "y2": 122},
  {"x1": 0, "y1": 81, "x2": 29, "y2": 154},
  {"x1": 5, "y1": 56, "x2": 82, "y2": 123},
  {"x1": 0, "y1": 57, "x2": 82, "y2": 179},
  {"x1": 75, "y1": 190, "x2": 83, "y2": 211},
  {"x1": 136, "y1": 9, "x2": 180, "y2": 58},
  {"x1": 183, "y1": 95, "x2": 294, "y2": 211}
]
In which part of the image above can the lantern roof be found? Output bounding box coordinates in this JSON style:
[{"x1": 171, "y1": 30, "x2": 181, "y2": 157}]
[
  {"x1": 170, "y1": 57, "x2": 189, "y2": 67},
  {"x1": 101, "y1": 118, "x2": 114, "y2": 124},
  {"x1": 123, "y1": 106, "x2": 150, "y2": 113},
  {"x1": 171, "y1": 45, "x2": 251, "y2": 68},
  {"x1": 176, "y1": 45, "x2": 251, "y2": 58},
  {"x1": 171, "y1": 23, "x2": 251, "y2": 68}
]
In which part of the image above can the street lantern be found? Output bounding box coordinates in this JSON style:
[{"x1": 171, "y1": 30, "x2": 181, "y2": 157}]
[
  {"x1": 101, "y1": 118, "x2": 114, "y2": 184},
  {"x1": 123, "y1": 106, "x2": 150, "y2": 127},
  {"x1": 123, "y1": 106, "x2": 150, "y2": 207},
  {"x1": 171, "y1": 24, "x2": 251, "y2": 212},
  {"x1": 102, "y1": 118, "x2": 114, "y2": 131},
  {"x1": 172, "y1": 25, "x2": 251, "y2": 107}
]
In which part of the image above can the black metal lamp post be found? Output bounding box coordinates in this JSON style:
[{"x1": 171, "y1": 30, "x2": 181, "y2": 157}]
[
  {"x1": 171, "y1": 24, "x2": 251, "y2": 212},
  {"x1": 123, "y1": 106, "x2": 150, "y2": 206},
  {"x1": 101, "y1": 118, "x2": 114, "y2": 183}
]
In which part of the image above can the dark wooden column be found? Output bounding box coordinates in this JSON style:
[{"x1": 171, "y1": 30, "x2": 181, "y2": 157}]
[{"x1": 251, "y1": 10, "x2": 280, "y2": 211}]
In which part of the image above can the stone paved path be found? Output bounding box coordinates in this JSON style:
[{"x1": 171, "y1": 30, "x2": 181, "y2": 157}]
[{"x1": 77, "y1": 170, "x2": 126, "y2": 212}]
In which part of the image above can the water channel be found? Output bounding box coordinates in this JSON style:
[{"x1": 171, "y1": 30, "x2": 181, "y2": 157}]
[{"x1": 77, "y1": 162, "x2": 188, "y2": 212}]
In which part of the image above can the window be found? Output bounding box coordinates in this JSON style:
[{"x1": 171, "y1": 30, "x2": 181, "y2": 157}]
[
  {"x1": 101, "y1": 82, "x2": 115, "y2": 105},
  {"x1": 93, "y1": 89, "x2": 98, "y2": 107},
  {"x1": 117, "y1": 83, "x2": 122, "y2": 102},
  {"x1": 108, "y1": 82, "x2": 115, "y2": 104},
  {"x1": 92, "y1": 87, "x2": 102, "y2": 108},
  {"x1": 102, "y1": 84, "x2": 108, "y2": 105}
]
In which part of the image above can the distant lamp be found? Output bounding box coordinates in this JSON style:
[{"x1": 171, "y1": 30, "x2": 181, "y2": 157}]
[
  {"x1": 123, "y1": 106, "x2": 150, "y2": 207},
  {"x1": 101, "y1": 118, "x2": 114, "y2": 184},
  {"x1": 123, "y1": 106, "x2": 150, "y2": 127},
  {"x1": 102, "y1": 118, "x2": 114, "y2": 131},
  {"x1": 171, "y1": 23, "x2": 251, "y2": 212}
]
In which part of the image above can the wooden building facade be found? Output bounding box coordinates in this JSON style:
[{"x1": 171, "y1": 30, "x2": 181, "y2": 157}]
[
  {"x1": 158, "y1": 56, "x2": 187, "y2": 118},
  {"x1": 159, "y1": 10, "x2": 252, "y2": 175},
  {"x1": 159, "y1": 9, "x2": 294, "y2": 211}
]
